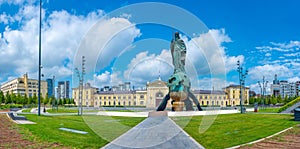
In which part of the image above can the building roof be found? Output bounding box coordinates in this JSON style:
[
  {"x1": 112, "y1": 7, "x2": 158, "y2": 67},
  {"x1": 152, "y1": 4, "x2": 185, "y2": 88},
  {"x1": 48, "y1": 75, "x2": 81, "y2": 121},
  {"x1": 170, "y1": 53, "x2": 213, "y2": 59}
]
[
  {"x1": 224, "y1": 84, "x2": 250, "y2": 89},
  {"x1": 96, "y1": 90, "x2": 146, "y2": 95},
  {"x1": 147, "y1": 79, "x2": 167, "y2": 88},
  {"x1": 193, "y1": 90, "x2": 225, "y2": 95}
]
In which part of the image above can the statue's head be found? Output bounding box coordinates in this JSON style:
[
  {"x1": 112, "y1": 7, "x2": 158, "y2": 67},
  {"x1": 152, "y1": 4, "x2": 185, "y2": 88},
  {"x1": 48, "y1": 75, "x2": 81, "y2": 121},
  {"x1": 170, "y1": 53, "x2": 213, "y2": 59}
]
[{"x1": 175, "y1": 32, "x2": 180, "y2": 40}]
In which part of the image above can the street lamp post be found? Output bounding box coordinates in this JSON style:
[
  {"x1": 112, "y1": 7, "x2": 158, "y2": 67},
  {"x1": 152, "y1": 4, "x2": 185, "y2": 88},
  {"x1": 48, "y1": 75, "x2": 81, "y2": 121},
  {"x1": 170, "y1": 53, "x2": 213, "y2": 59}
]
[
  {"x1": 75, "y1": 56, "x2": 85, "y2": 116},
  {"x1": 237, "y1": 60, "x2": 248, "y2": 113},
  {"x1": 37, "y1": 0, "x2": 42, "y2": 116},
  {"x1": 257, "y1": 76, "x2": 268, "y2": 109}
]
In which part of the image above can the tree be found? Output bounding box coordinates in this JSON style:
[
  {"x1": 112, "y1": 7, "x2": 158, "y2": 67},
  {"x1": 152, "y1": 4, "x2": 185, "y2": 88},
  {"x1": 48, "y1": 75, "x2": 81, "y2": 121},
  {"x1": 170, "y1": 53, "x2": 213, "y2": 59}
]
[
  {"x1": 16, "y1": 94, "x2": 22, "y2": 104},
  {"x1": 10, "y1": 92, "x2": 17, "y2": 104},
  {"x1": 43, "y1": 96, "x2": 49, "y2": 105},
  {"x1": 5, "y1": 91, "x2": 11, "y2": 104},
  {"x1": 249, "y1": 97, "x2": 255, "y2": 104},
  {"x1": 58, "y1": 99, "x2": 62, "y2": 105},
  {"x1": 0, "y1": 91, "x2": 4, "y2": 104},
  {"x1": 33, "y1": 93, "x2": 38, "y2": 104},
  {"x1": 277, "y1": 95, "x2": 283, "y2": 103}
]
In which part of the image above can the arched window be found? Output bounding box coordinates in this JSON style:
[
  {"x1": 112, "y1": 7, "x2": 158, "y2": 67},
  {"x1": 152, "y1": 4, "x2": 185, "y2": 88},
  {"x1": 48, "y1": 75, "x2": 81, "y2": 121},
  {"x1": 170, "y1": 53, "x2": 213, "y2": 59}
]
[
  {"x1": 201, "y1": 101, "x2": 204, "y2": 105},
  {"x1": 156, "y1": 92, "x2": 163, "y2": 97},
  {"x1": 207, "y1": 101, "x2": 209, "y2": 105}
]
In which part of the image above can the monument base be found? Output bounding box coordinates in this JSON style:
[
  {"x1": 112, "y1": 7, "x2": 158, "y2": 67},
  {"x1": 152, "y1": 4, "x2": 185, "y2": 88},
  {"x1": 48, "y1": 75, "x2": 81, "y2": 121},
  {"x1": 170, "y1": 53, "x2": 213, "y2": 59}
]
[
  {"x1": 148, "y1": 111, "x2": 168, "y2": 117},
  {"x1": 173, "y1": 101, "x2": 185, "y2": 111}
]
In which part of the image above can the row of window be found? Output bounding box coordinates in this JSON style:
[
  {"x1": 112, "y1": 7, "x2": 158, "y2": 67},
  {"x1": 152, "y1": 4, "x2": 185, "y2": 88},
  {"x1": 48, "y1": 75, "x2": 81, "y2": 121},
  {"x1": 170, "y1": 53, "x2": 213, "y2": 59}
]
[
  {"x1": 94, "y1": 100, "x2": 145, "y2": 106},
  {"x1": 95, "y1": 95, "x2": 145, "y2": 100}
]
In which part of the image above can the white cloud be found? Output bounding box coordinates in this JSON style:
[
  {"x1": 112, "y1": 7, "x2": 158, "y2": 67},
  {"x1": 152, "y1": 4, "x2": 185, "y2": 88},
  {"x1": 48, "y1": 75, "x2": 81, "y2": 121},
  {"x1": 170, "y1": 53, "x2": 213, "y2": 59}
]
[
  {"x1": 123, "y1": 50, "x2": 173, "y2": 86},
  {"x1": 93, "y1": 71, "x2": 123, "y2": 87},
  {"x1": 186, "y1": 28, "x2": 244, "y2": 75},
  {"x1": 248, "y1": 64, "x2": 293, "y2": 81},
  {"x1": 0, "y1": 3, "x2": 140, "y2": 84}
]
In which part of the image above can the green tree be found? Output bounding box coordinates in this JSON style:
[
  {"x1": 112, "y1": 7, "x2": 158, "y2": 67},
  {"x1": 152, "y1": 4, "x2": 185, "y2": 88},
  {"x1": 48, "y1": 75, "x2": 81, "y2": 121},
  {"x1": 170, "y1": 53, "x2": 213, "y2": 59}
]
[
  {"x1": 277, "y1": 95, "x2": 283, "y2": 103},
  {"x1": 5, "y1": 91, "x2": 11, "y2": 104},
  {"x1": 0, "y1": 91, "x2": 4, "y2": 104},
  {"x1": 43, "y1": 95, "x2": 49, "y2": 105},
  {"x1": 16, "y1": 94, "x2": 22, "y2": 104},
  {"x1": 33, "y1": 93, "x2": 38, "y2": 104},
  {"x1": 10, "y1": 92, "x2": 17, "y2": 104},
  {"x1": 58, "y1": 99, "x2": 62, "y2": 105}
]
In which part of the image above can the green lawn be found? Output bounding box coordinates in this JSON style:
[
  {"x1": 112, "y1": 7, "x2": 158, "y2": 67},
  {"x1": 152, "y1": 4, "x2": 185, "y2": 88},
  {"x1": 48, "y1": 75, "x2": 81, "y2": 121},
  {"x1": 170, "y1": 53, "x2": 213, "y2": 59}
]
[
  {"x1": 19, "y1": 115, "x2": 145, "y2": 148},
  {"x1": 172, "y1": 113, "x2": 299, "y2": 149}
]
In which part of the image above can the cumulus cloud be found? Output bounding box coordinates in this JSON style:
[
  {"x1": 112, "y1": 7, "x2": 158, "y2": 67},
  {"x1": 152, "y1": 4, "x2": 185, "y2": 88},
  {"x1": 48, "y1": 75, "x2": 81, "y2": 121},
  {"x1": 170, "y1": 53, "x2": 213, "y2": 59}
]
[
  {"x1": 0, "y1": 3, "x2": 140, "y2": 85},
  {"x1": 93, "y1": 71, "x2": 123, "y2": 87},
  {"x1": 123, "y1": 50, "x2": 173, "y2": 86},
  {"x1": 186, "y1": 28, "x2": 244, "y2": 75},
  {"x1": 248, "y1": 64, "x2": 293, "y2": 81}
]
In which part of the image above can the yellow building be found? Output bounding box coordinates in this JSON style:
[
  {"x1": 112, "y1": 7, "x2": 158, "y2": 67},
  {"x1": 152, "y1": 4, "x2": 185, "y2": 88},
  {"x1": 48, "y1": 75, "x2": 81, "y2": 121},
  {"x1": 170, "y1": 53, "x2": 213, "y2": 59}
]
[
  {"x1": 146, "y1": 79, "x2": 170, "y2": 108},
  {"x1": 93, "y1": 90, "x2": 147, "y2": 107},
  {"x1": 224, "y1": 85, "x2": 250, "y2": 106},
  {"x1": 74, "y1": 78, "x2": 238, "y2": 109},
  {"x1": 72, "y1": 83, "x2": 98, "y2": 107},
  {"x1": 193, "y1": 90, "x2": 228, "y2": 107},
  {"x1": 0, "y1": 73, "x2": 48, "y2": 98}
]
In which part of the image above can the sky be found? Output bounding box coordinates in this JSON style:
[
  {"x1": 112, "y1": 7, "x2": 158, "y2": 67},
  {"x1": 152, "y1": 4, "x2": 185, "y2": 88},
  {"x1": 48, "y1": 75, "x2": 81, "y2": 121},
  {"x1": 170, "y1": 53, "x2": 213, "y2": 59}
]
[{"x1": 0, "y1": 0, "x2": 300, "y2": 94}]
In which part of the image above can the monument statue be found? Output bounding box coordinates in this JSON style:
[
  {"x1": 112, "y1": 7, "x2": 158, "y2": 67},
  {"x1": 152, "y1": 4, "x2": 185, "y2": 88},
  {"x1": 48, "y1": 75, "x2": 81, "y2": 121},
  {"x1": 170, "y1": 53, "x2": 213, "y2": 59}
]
[{"x1": 157, "y1": 32, "x2": 202, "y2": 111}]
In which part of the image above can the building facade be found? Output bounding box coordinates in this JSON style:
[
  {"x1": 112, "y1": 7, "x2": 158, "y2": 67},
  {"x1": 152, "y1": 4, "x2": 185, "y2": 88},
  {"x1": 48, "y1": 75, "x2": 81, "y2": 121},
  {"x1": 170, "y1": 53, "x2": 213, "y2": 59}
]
[
  {"x1": 46, "y1": 78, "x2": 54, "y2": 98},
  {"x1": 271, "y1": 74, "x2": 300, "y2": 98},
  {"x1": 72, "y1": 79, "x2": 243, "y2": 108},
  {"x1": 72, "y1": 83, "x2": 99, "y2": 106},
  {"x1": 0, "y1": 74, "x2": 48, "y2": 98},
  {"x1": 224, "y1": 85, "x2": 250, "y2": 106},
  {"x1": 57, "y1": 81, "x2": 70, "y2": 99}
]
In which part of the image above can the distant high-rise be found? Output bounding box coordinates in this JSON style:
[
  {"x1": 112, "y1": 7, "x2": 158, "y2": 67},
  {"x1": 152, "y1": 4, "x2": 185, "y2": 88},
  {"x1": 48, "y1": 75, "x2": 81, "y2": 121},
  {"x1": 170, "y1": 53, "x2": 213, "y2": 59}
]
[
  {"x1": 46, "y1": 78, "x2": 53, "y2": 98},
  {"x1": 57, "y1": 81, "x2": 70, "y2": 99},
  {"x1": 271, "y1": 74, "x2": 280, "y2": 97}
]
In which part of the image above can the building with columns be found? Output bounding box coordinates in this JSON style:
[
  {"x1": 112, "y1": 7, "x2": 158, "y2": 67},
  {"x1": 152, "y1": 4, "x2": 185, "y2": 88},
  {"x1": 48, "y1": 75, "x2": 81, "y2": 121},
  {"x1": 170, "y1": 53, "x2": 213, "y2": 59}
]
[{"x1": 72, "y1": 79, "x2": 246, "y2": 108}]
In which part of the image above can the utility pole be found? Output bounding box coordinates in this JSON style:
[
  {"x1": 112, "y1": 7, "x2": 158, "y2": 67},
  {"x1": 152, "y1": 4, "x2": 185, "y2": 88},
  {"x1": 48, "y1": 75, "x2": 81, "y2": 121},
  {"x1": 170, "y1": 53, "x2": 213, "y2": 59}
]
[
  {"x1": 237, "y1": 60, "x2": 248, "y2": 113},
  {"x1": 37, "y1": 0, "x2": 42, "y2": 116},
  {"x1": 75, "y1": 56, "x2": 85, "y2": 116}
]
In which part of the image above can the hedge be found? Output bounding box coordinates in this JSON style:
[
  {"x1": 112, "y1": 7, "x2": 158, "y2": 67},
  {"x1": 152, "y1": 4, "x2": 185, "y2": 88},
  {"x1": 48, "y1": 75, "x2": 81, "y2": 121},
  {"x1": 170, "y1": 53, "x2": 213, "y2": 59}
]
[{"x1": 278, "y1": 97, "x2": 300, "y2": 113}]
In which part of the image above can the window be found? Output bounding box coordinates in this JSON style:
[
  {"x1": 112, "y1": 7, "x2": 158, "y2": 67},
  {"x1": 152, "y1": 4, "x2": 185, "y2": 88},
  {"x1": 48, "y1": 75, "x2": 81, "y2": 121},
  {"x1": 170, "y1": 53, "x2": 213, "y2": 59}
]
[
  {"x1": 201, "y1": 101, "x2": 204, "y2": 105},
  {"x1": 95, "y1": 102, "x2": 97, "y2": 106},
  {"x1": 140, "y1": 101, "x2": 144, "y2": 105},
  {"x1": 140, "y1": 95, "x2": 144, "y2": 98},
  {"x1": 206, "y1": 101, "x2": 209, "y2": 105}
]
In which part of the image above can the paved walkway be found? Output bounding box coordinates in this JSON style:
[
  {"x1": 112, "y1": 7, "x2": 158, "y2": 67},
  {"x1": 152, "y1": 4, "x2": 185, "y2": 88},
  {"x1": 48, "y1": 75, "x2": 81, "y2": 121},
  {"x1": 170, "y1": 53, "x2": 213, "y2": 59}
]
[
  {"x1": 102, "y1": 115, "x2": 204, "y2": 149},
  {"x1": 96, "y1": 109, "x2": 239, "y2": 117}
]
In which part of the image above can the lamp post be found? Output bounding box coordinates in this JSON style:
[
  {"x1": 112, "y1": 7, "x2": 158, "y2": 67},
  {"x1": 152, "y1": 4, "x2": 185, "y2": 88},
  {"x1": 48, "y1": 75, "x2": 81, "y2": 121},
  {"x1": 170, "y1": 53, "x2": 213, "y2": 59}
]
[
  {"x1": 257, "y1": 76, "x2": 268, "y2": 109},
  {"x1": 75, "y1": 56, "x2": 85, "y2": 116},
  {"x1": 37, "y1": 0, "x2": 42, "y2": 116},
  {"x1": 237, "y1": 60, "x2": 248, "y2": 113}
]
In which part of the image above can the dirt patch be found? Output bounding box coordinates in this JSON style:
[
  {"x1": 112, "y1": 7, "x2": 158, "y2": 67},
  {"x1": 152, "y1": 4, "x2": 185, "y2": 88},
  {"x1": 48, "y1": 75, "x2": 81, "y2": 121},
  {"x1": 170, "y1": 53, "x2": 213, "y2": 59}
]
[
  {"x1": 240, "y1": 125, "x2": 300, "y2": 149},
  {"x1": 0, "y1": 114, "x2": 67, "y2": 149}
]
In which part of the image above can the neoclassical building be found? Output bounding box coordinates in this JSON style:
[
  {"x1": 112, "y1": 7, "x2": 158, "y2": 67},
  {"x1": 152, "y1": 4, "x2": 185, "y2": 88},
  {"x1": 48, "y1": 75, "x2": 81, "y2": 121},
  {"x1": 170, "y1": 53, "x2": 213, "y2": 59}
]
[
  {"x1": 224, "y1": 85, "x2": 250, "y2": 106},
  {"x1": 72, "y1": 79, "x2": 249, "y2": 108}
]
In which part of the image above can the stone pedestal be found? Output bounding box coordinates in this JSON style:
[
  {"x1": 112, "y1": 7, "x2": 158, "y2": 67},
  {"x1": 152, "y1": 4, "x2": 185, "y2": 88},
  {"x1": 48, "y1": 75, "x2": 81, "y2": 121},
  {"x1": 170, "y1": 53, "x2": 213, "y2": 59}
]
[
  {"x1": 170, "y1": 91, "x2": 187, "y2": 111},
  {"x1": 173, "y1": 101, "x2": 185, "y2": 111}
]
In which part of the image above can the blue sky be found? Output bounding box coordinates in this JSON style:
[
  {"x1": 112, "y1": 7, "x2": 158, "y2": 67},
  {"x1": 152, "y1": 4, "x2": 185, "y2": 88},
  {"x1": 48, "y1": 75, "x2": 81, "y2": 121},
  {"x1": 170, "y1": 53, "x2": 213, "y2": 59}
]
[{"x1": 0, "y1": 0, "x2": 300, "y2": 94}]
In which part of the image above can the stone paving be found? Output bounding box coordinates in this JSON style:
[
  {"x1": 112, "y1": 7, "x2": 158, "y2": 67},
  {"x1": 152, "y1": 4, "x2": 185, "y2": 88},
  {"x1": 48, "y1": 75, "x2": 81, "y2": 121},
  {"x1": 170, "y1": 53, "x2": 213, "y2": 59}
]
[{"x1": 102, "y1": 112, "x2": 204, "y2": 149}]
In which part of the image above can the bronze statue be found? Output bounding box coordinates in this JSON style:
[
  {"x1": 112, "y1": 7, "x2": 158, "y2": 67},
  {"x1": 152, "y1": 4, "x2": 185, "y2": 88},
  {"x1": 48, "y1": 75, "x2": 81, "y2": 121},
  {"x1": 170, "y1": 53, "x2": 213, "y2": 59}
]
[{"x1": 157, "y1": 32, "x2": 202, "y2": 111}]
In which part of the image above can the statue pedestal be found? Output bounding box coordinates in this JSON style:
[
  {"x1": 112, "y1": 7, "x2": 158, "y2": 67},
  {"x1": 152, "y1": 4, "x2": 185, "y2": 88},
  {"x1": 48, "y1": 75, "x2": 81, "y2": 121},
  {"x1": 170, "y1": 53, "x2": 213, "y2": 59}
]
[{"x1": 173, "y1": 101, "x2": 185, "y2": 111}]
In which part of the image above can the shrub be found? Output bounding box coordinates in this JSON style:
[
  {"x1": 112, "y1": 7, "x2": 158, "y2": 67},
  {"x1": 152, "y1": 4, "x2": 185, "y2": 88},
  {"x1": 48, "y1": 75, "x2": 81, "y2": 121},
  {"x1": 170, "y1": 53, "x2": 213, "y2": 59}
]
[{"x1": 278, "y1": 97, "x2": 300, "y2": 113}]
